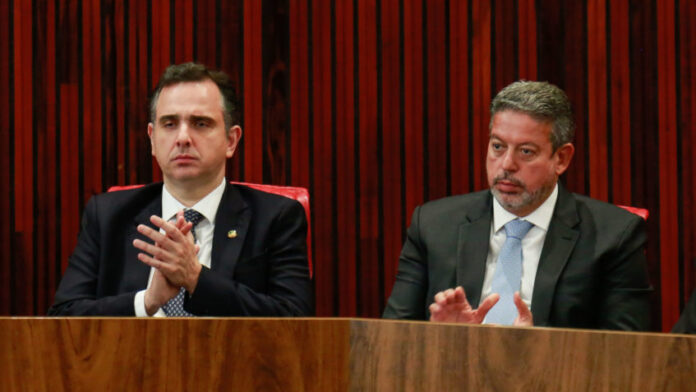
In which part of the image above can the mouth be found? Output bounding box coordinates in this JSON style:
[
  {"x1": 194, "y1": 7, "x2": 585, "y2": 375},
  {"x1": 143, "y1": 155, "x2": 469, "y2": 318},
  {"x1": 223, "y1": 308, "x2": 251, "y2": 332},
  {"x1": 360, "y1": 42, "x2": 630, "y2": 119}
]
[
  {"x1": 494, "y1": 177, "x2": 524, "y2": 193},
  {"x1": 172, "y1": 154, "x2": 198, "y2": 163}
]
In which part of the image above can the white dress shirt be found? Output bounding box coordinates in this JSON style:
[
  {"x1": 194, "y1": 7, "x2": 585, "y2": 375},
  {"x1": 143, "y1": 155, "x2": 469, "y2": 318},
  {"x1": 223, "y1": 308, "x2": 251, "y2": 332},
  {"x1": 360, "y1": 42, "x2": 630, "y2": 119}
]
[
  {"x1": 480, "y1": 183, "x2": 559, "y2": 315},
  {"x1": 134, "y1": 178, "x2": 226, "y2": 317}
]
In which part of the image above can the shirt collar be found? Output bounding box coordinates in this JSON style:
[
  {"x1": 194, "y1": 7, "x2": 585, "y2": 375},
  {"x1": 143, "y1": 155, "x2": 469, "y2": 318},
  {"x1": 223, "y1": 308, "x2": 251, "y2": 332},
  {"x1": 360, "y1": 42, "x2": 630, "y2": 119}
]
[
  {"x1": 161, "y1": 178, "x2": 227, "y2": 224},
  {"x1": 492, "y1": 182, "x2": 558, "y2": 233}
]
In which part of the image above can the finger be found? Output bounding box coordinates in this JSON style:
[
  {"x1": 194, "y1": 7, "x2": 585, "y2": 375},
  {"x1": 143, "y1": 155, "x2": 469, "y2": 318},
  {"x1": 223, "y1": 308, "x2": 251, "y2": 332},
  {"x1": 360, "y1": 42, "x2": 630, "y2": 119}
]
[
  {"x1": 444, "y1": 289, "x2": 456, "y2": 304},
  {"x1": 429, "y1": 303, "x2": 441, "y2": 320},
  {"x1": 513, "y1": 292, "x2": 533, "y2": 325},
  {"x1": 137, "y1": 252, "x2": 176, "y2": 274},
  {"x1": 149, "y1": 215, "x2": 187, "y2": 242},
  {"x1": 434, "y1": 291, "x2": 447, "y2": 305},
  {"x1": 137, "y1": 224, "x2": 170, "y2": 245},
  {"x1": 453, "y1": 286, "x2": 467, "y2": 303},
  {"x1": 180, "y1": 221, "x2": 193, "y2": 236},
  {"x1": 174, "y1": 215, "x2": 186, "y2": 230},
  {"x1": 174, "y1": 213, "x2": 194, "y2": 236},
  {"x1": 477, "y1": 293, "x2": 500, "y2": 315},
  {"x1": 133, "y1": 238, "x2": 170, "y2": 260}
]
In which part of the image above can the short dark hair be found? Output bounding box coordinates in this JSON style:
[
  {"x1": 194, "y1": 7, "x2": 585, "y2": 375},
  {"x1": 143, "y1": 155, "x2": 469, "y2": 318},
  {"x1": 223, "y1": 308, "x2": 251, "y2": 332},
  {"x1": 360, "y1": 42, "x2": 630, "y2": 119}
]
[
  {"x1": 490, "y1": 80, "x2": 575, "y2": 151},
  {"x1": 150, "y1": 62, "x2": 239, "y2": 129}
]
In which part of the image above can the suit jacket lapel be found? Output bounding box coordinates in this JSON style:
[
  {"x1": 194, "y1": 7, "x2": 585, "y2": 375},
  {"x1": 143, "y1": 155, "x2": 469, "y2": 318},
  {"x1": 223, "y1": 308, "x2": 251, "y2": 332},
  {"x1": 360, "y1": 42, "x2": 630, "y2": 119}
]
[
  {"x1": 211, "y1": 183, "x2": 251, "y2": 274},
  {"x1": 531, "y1": 184, "x2": 580, "y2": 326},
  {"x1": 124, "y1": 192, "x2": 162, "y2": 290},
  {"x1": 456, "y1": 192, "x2": 493, "y2": 307}
]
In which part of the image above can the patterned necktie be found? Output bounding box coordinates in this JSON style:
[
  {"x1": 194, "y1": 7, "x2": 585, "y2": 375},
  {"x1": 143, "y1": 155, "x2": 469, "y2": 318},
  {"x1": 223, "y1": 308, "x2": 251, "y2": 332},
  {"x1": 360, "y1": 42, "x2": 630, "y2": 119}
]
[
  {"x1": 161, "y1": 209, "x2": 204, "y2": 317},
  {"x1": 485, "y1": 219, "x2": 534, "y2": 325}
]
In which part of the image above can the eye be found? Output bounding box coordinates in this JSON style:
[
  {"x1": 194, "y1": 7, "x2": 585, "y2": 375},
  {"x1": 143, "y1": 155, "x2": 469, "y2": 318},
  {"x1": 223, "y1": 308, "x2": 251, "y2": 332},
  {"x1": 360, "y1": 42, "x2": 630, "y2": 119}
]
[
  {"x1": 491, "y1": 142, "x2": 503, "y2": 151},
  {"x1": 194, "y1": 120, "x2": 210, "y2": 128},
  {"x1": 520, "y1": 148, "x2": 537, "y2": 158},
  {"x1": 163, "y1": 121, "x2": 176, "y2": 128}
]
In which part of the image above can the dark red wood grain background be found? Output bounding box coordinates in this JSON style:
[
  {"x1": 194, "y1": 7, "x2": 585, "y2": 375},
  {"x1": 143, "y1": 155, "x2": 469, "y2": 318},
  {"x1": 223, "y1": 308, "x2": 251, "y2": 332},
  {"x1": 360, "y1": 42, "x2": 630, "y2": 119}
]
[{"x1": 1, "y1": 0, "x2": 694, "y2": 331}]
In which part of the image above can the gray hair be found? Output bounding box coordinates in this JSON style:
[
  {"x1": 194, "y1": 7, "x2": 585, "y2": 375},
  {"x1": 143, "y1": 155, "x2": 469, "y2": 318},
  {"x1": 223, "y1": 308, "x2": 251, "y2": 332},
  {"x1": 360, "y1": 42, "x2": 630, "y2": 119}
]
[{"x1": 490, "y1": 80, "x2": 575, "y2": 151}]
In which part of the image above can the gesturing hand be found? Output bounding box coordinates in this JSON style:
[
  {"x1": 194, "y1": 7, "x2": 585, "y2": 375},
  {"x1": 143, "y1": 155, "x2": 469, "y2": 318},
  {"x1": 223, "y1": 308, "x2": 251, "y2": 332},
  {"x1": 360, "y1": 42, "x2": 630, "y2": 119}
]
[
  {"x1": 134, "y1": 212, "x2": 202, "y2": 294},
  {"x1": 512, "y1": 291, "x2": 534, "y2": 326},
  {"x1": 141, "y1": 211, "x2": 198, "y2": 315},
  {"x1": 429, "y1": 286, "x2": 499, "y2": 324}
]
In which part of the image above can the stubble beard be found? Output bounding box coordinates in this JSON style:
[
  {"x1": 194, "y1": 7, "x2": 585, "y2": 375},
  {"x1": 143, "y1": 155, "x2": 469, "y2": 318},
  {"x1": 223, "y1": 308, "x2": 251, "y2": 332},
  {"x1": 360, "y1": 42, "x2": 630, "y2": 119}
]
[{"x1": 490, "y1": 173, "x2": 556, "y2": 215}]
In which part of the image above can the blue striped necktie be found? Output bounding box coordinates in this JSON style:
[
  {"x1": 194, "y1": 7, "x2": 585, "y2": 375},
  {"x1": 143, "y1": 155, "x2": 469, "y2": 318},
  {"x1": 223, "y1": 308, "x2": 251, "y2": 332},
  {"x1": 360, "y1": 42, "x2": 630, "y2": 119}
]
[{"x1": 485, "y1": 219, "x2": 533, "y2": 325}]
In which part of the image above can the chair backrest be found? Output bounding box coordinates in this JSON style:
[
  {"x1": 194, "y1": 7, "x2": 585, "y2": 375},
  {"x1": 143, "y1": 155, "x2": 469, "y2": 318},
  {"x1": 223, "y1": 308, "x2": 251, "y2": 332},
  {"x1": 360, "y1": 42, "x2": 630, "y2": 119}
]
[
  {"x1": 617, "y1": 205, "x2": 649, "y2": 221},
  {"x1": 108, "y1": 181, "x2": 313, "y2": 278}
]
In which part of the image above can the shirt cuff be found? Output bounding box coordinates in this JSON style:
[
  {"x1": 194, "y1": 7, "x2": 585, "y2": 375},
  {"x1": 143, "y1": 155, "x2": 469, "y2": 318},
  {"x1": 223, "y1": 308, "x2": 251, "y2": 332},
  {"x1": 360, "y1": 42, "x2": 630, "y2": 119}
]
[{"x1": 134, "y1": 289, "x2": 166, "y2": 317}]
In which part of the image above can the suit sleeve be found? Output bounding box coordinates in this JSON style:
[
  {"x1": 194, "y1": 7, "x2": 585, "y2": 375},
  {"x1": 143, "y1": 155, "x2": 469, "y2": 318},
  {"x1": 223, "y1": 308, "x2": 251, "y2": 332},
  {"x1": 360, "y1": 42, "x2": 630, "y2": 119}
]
[
  {"x1": 47, "y1": 197, "x2": 137, "y2": 316},
  {"x1": 383, "y1": 206, "x2": 429, "y2": 320},
  {"x1": 672, "y1": 290, "x2": 696, "y2": 334},
  {"x1": 185, "y1": 199, "x2": 313, "y2": 316},
  {"x1": 596, "y1": 214, "x2": 652, "y2": 330}
]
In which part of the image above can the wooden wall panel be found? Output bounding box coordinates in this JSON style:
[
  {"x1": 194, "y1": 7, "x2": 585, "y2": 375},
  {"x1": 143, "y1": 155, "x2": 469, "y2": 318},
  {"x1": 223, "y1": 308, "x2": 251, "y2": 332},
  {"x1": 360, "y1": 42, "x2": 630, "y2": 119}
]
[
  {"x1": 34, "y1": 0, "x2": 58, "y2": 314},
  {"x1": 14, "y1": 0, "x2": 33, "y2": 315},
  {"x1": 402, "y1": 0, "x2": 425, "y2": 221},
  {"x1": 357, "y1": 0, "x2": 380, "y2": 316},
  {"x1": 1, "y1": 0, "x2": 14, "y2": 315},
  {"x1": 448, "y1": 0, "x2": 469, "y2": 196},
  {"x1": 609, "y1": 0, "x2": 632, "y2": 205},
  {"x1": 493, "y1": 0, "x2": 517, "y2": 92},
  {"x1": 517, "y1": 0, "x2": 536, "y2": 80},
  {"x1": 680, "y1": 0, "x2": 696, "y2": 309},
  {"x1": 310, "y1": 0, "x2": 335, "y2": 316},
  {"x1": 218, "y1": 1, "x2": 244, "y2": 182},
  {"x1": 629, "y1": 0, "x2": 663, "y2": 328},
  {"x1": 379, "y1": 0, "x2": 402, "y2": 303},
  {"x1": 587, "y1": 0, "x2": 609, "y2": 201},
  {"x1": 243, "y1": 0, "x2": 263, "y2": 183},
  {"x1": 335, "y1": 0, "x2": 357, "y2": 316},
  {"x1": 425, "y1": 0, "x2": 448, "y2": 200},
  {"x1": 3, "y1": 0, "x2": 696, "y2": 331},
  {"x1": 657, "y1": 0, "x2": 680, "y2": 331},
  {"x1": 470, "y1": 0, "x2": 491, "y2": 192}
]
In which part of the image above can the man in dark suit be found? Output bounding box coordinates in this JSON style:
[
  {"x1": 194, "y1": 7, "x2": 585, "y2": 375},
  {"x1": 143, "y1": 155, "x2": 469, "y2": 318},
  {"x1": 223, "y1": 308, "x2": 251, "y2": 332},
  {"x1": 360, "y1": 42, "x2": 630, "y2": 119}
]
[
  {"x1": 49, "y1": 63, "x2": 312, "y2": 317},
  {"x1": 383, "y1": 81, "x2": 651, "y2": 330}
]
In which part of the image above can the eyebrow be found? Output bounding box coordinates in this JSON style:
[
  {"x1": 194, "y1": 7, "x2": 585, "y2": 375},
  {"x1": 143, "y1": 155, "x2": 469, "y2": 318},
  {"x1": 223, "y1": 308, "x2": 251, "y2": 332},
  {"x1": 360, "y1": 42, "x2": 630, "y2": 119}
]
[
  {"x1": 489, "y1": 134, "x2": 540, "y2": 148},
  {"x1": 189, "y1": 115, "x2": 216, "y2": 124},
  {"x1": 157, "y1": 114, "x2": 216, "y2": 125},
  {"x1": 158, "y1": 114, "x2": 179, "y2": 124}
]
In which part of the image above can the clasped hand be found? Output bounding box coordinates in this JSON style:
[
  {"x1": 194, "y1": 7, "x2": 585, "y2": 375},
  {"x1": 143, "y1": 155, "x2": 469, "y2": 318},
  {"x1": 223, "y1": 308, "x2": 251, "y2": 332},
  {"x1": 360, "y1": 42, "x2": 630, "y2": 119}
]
[
  {"x1": 133, "y1": 211, "x2": 202, "y2": 314},
  {"x1": 429, "y1": 286, "x2": 533, "y2": 326}
]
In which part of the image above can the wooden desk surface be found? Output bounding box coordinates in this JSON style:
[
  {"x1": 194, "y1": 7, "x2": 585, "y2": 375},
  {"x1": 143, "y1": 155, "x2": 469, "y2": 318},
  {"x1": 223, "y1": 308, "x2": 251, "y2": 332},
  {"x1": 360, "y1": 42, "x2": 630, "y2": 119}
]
[{"x1": 0, "y1": 317, "x2": 694, "y2": 391}]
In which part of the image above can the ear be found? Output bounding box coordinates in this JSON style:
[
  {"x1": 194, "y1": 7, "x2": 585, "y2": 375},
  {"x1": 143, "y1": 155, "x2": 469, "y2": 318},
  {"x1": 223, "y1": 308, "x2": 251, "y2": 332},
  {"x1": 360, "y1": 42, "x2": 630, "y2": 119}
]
[
  {"x1": 147, "y1": 123, "x2": 155, "y2": 156},
  {"x1": 553, "y1": 143, "x2": 575, "y2": 176},
  {"x1": 226, "y1": 125, "x2": 243, "y2": 158}
]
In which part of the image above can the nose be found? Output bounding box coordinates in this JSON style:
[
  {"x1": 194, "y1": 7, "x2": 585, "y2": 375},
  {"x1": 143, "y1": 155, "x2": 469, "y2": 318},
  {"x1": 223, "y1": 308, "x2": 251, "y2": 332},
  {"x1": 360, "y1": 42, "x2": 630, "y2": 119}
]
[
  {"x1": 175, "y1": 124, "x2": 192, "y2": 147},
  {"x1": 501, "y1": 150, "x2": 517, "y2": 172}
]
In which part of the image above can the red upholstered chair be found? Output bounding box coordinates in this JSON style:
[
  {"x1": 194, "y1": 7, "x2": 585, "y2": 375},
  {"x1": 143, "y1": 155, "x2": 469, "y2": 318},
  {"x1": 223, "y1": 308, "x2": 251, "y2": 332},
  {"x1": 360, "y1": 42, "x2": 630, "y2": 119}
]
[
  {"x1": 617, "y1": 205, "x2": 649, "y2": 221},
  {"x1": 107, "y1": 182, "x2": 313, "y2": 278}
]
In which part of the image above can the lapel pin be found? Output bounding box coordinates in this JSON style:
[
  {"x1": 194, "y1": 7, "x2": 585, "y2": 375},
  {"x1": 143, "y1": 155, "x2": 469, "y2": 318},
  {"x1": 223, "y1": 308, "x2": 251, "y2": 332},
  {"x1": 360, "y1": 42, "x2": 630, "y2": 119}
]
[{"x1": 228, "y1": 230, "x2": 237, "y2": 238}]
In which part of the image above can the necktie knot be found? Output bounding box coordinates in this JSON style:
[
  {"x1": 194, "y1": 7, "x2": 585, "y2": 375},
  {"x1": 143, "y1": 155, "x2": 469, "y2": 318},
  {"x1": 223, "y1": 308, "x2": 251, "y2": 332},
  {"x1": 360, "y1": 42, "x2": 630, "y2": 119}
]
[
  {"x1": 504, "y1": 219, "x2": 533, "y2": 240},
  {"x1": 184, "y1": 209, "x2": 205, "y2": 228}
]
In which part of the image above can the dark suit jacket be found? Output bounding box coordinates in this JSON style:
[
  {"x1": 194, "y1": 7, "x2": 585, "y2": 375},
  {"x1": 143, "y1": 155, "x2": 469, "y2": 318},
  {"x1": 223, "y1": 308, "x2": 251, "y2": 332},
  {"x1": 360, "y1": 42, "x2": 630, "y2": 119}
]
[
  {"x1": 49, "y1": 182, "x2": 313, "y2": 316},
  {"x1": 383, "y1": 185, "x2": 652, "y2": 330},
  {"x1": 673, "y1": 290, "x2": 696, "y2": 334}
]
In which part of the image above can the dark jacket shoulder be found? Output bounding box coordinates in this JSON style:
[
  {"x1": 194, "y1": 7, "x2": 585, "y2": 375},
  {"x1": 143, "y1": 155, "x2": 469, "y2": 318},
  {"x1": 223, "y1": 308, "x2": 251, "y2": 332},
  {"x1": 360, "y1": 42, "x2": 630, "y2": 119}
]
[{"x1": 415, "y1": 190, "x2": 491, "y2": 224}]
